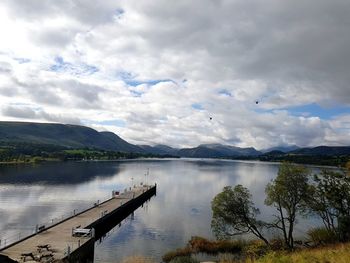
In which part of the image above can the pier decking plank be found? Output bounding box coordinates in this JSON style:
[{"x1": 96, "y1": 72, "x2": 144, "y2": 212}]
[{"x1": 0, "y1": 185, "x2": 154, "y2": 262}]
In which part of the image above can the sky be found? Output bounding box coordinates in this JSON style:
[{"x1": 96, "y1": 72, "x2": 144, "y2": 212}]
[{"x1": 0, "y1": 0, "x2": 350, "y2": 150}]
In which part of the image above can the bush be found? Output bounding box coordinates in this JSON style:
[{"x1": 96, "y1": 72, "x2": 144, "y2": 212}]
[
  {"x1": 189, "y1": 236, "x2": 243, "y2": 254},
  {"x1": 121, "y1": 256, "x2": 155, "y2": 263},
  {"x1": 162, "y1": 247, "x2": 192, "y2": 263},
  {"x1": 307, "y1": 227, "x2": 338, "y2": 245},
  {"x1": 243, "y1": 240, "x2": 269, "y2": 258},
  {"x1": 338, "y1": 215, "x2": 350, "y2": 241},
  {"x1": 169, "y1": 256, "x2": 199, "y2": 263},
  {"x1": 269, "y1": 238, "x2": 286, "y2": 251}
]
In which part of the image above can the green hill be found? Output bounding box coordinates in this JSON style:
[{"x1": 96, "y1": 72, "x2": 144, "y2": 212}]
[{"x1": 0, "y1": 121, "x2": 144, "y2": 153}]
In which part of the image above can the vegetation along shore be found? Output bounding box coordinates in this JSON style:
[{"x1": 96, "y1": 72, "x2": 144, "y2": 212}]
[{"x1": 161, "y1": 162, "x2": 350, "y2": 263}]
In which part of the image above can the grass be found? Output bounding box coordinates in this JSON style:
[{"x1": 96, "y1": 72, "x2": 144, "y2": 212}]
[
  {"x1": 256, "y1": 243, "x2": 350, "y2": 263},
  {"x1": 163, "y1": 235, "x2": 350, "y2": 263},
  {"x1": 162, "y1": 237, "x2": 244, "y2": 262},
  {"x1": 121, "y1": 256, "x2": 155, "y2": 263},
  {"x1": 218, "y1": 242, "x2": 350, "y2": 263}
]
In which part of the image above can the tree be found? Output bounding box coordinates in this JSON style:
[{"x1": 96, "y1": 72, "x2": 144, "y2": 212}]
[
  {"x1": 265, "y1": 162, "x2": 310, "y2": 249},
  {"x1": 308, "y1": 169, "x2": 350, "y2": 241},
  {"x1": 211, "y1": 185, "x2": 269, "y2": 245}
]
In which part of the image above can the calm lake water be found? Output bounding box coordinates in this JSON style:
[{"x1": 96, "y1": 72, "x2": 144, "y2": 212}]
[{"x1": 0, "y1": 159, "x2": 322, "y2": 262}]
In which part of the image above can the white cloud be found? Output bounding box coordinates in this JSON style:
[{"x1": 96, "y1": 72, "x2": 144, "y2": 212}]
[{"x1": 0, "y1": 0, "x2": 350, "y2": 149}]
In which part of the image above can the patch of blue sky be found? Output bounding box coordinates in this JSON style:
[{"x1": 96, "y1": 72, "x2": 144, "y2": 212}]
[
  {"x1": 118, "y1": 71, "x2": 135, "y2": 80},
  {"x1": 117, "y1": 70, "x2": 174, "y2": 86},
  {"x1": 124, "y1": 79, "x2": 173, "y2": 87},
  {"x1": 49, "y1": 56, "x2": 98, "y2": 76},
  {"x1": 83, "y1": 119, "x2": 126, "y2": 127},
  {"x1": 218, "y1": 89, "x2": 232, "y2": 97},
  {"x1": 285, "y1": 103, "x2": 350, "y2": 119},
  {"x1": 192, "y1": 103, "x2": 204, "y2": 110},
  {"x1": 11, "y1": 102, "x2": 42, "y2": 110},
  {"x1": 129, "y1": 90, "x2": 143, "y2": 97},
  {"x1": 114, "y1": 8, "x2": 124, "y2": 19},
  {"x1": 253, "y1": 108, "x2": 274, "y2": 114},
  {"x1": 14, "y1": 57, "x2": 31, "y2": 64}
]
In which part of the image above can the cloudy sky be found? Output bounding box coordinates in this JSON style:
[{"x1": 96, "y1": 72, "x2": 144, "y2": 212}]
[{"x1": 0, "y1": 0, "x2": 350, "y2": 149}]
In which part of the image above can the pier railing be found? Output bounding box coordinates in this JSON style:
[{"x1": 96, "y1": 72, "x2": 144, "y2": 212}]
[
  {"x1": 0, "y1": 185, "x2": 154, "y2": 251},
  {"x1": 0, "y1": 193, "x2": 112, "y2": 250}
]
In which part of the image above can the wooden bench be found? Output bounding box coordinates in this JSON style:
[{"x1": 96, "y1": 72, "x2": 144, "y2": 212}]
[
  {"x1": 72, "y1": 228, "x2": 92, "y2": 237},
  {"x1": 20, "y1": 252, "x2": 35, "y2": 261},
  {"x1": 37, "y1": 244, "x2": 52, "y2": 252}
]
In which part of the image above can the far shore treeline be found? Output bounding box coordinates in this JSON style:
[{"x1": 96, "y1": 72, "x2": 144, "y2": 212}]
[{"x1": 0, "y1": 121, "x2": 350, "y2": 166}]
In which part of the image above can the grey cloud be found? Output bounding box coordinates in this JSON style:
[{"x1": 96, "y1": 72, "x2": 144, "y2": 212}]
[
  {"x1": 0, "y1": 62, "x2": 12, "y2": 74},
  {"x1": 0, "y1": 87, "x2": 18, "y2": 97},
  {"x1": 33, "y1": 27, "x2": 80, "y2": 48},
  {"x1": 27, "y1": 84, "x2": 63, "y2": 106},
  {"x1": 2, "y1": 0, "x2": 350, "y2": 148},
  {"x1": 2, "y1": 105, "x2": 81, "y2": 125},
  {"x1": 3, "y1": 0, "x2": 121, "y2": 25},
  {"x1": 117, "y1": 0, "x2": 350, "y2": 105},
  {"x1": 55, "y1": 79, "x2": 104, "y2": 108},
  {"x1": 7, "y1": 75, "x2": 63, "y2": 106},
  {"x1": 2, "y1": 105, "x2": 36, "y2": 119},
  {"x1": 38, "y1": 111, "x2": 81, "y2": 125}
]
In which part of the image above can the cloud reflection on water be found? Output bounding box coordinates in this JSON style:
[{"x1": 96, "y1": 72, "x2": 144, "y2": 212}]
[{"x1": 0, "y1": 159, "x2": 321, "y2": 262}]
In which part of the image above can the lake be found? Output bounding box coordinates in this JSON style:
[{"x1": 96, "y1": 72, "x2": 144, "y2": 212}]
[{"x1": 0, "y1": 159, "x2": 321, "y2": 262}]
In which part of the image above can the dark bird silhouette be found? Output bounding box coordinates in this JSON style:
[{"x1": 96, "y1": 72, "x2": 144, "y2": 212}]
[
  {"x1": 209, "y1": 117, "x2": 212, "y2": 120},
  {"x1": 255, "y1": 100, "x2": 259, "y2": 104}
]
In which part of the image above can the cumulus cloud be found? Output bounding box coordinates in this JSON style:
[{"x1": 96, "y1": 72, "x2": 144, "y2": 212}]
[
  {"x1": 0, "y1": 0, "x2": 349, "y2": 149},
  {"x1": 2, "y1": 105, "x2": 81, "y2": 125}
]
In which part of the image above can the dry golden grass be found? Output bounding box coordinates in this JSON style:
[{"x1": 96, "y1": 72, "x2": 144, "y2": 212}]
[
  {"x1": 219, "y1": 242, "x2": 350, "y2": 263},
  {"x1": 121, "y1": 255, "x2": 155, "y2": 263}
]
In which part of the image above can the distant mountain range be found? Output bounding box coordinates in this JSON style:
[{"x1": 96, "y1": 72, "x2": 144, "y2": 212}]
[
  {"x1": 261, "y1": 145, "x2": 300, "y2": 153},
  {"x1": 1, "y1": 121, "x2": 350, "y2": 158},
  {"x1": 0, "y1": 121, "x2": 144, "y2": 153},
  {"x1": 177, "y1": 144, "x2": 261, "y2": 158}
]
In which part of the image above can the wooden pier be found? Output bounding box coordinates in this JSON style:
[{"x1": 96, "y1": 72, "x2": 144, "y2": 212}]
[{"x1": 0, "y1": 184, "x2": 156, "y2": 263}]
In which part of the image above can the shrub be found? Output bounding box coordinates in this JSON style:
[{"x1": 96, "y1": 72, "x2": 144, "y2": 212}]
[
  {"x1": 269, "y1": 238, "x2": 286, "y2": 251},
  {"x1": 338, "y1": 215, "x2": 350, "y2": 241},
  {"x1": 121, "y1": 256, "x2": 155, "y2": 263},
  {"x1": 162, "y1": 247, "x2": 192, "y2": 263},
  {"x1": 189, "y1": 236, "x2": 243, "y2": 254},
  {"x1": 307, "y1": 227, "x2": 338, "y2": 245},
  {"x1": 243, "y1": 240, "x2": 269, "y2": 258},
  {"x1": 169, "y1": 256, "x2": 199, "y2": 263}
]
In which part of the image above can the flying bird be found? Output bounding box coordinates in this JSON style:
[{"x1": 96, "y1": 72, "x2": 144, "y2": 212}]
[
  {"x1": 209, "y1": 117, "x2": 212, "y2": 120},
  {"x1": 255, "y1": 100, "x2": 259, "y2": 104}
]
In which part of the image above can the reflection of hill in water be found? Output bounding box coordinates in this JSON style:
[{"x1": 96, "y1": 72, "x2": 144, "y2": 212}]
[{"x1": 0, "y1": 162, "x2": 123, "y2": 185}]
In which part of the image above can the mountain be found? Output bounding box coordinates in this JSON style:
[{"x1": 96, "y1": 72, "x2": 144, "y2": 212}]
[
  {"x1": 99, "y1": 131, "x2": 144, "y2": 153},
  {"x1": 178, "y1": 143, "x2": 261, "y2": 158},
  {"x1": 262, "y1": 150, "x2": 286, "y2": 156},
  {"x1": 290, "y1": 146, "x2": 350, "y2": 156},
  {"x1": 0, "y1": 121, "x2": 144, "y2": 153},
  {"x1": 2, "y1": 121, "x2": 350, "y2": 159},
  {"x1": 261, "y1": 145, "x2": 300, "y2": 153},
  {"x1": 138, "y1": 144, "x2": 179, "y2": 156}
]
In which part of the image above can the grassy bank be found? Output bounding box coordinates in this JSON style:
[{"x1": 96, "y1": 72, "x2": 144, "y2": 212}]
[
  {"x1": 246, "y1": 242, "x2": 350, "y2": 263},
  {"x1": 162, "y1": 237, "x2": 350, "y2": 263}
]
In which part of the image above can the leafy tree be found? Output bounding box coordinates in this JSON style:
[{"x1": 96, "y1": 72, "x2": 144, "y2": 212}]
[
  {"x1": 211, "y1": 185, "x2": 269, "y2": 245},
  {"x1": 265, "y1": 162, "x2": 310, "y2": 249},
  {"x1": 308, "y1": 169, "x2": 350, "y2": 241}
]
